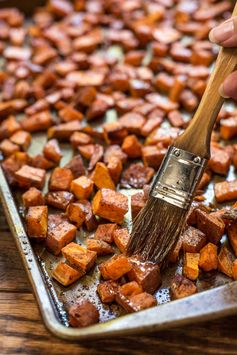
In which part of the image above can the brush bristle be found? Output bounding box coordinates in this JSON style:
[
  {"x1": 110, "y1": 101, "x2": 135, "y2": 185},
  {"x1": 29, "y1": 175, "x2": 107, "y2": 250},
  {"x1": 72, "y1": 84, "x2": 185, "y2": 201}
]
[{"x1": 127, "y1": 196, "x2": 187, "y2": 265}]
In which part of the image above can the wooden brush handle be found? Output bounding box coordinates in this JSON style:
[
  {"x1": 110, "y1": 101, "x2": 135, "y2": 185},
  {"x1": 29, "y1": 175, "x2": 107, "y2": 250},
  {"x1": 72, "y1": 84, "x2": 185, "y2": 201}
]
[{"x1": 175, "y1": 3, "x2": 237, "y2": 158}]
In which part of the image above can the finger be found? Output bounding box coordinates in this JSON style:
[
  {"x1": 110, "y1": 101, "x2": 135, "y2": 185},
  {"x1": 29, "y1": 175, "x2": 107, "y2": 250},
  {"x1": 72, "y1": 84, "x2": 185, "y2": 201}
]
[
  {"x1": 209, "y1": 17, "x2": 237, "y2": 47},
  {"x1": 219, "y1": 71, "x2": 237, "y2": 100}
]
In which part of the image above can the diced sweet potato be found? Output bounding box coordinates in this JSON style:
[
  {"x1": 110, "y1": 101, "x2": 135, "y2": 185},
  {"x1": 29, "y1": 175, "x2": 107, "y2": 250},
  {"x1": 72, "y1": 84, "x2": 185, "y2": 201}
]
[
  {"x1": 15, "y1": 165, "x2": 46, "y2": 189},
  {"x1": 66, "y1": 202, "x2": 87, "y2": 228},
  {"x1": 103, "y1": 122, "x2": 128, "y2": 145},
  {"x1": 220, "y1": 116, "x2": 237, "y2": 140},
  {"x1": 10, "y1": 130, "x2": 31, "y2": 151},
  {"x1": 69, "y1": 300, "x2": 99, "y2": 328},
  {"x1": 209, "y1": 146, "x2": 231, "y2": 175},
  {"x1": 121, "y1": 135, "x2": 142, "y2": 158},
  {"x1": 131, "y1": 192, "x2": 146, "y2": 219},
  {"x1": 99, "y1": 255, "x2": 132, "y2": 280},
  {"x1": 146, "y1": 93, "x2": 178, "y2": 113},
  {"x1": 59, "y1": 106, "x2": 83, "y2": 122},
  {"x1": 31, "y1": 154, "x2": 55, "y2": 170},
  {"x1": 118, "y1": 112, "x2": 145, "y2": 135},
  {"x1": 121, "y1": 163, "x2": 154, "y2": 189},
  {"x1": 227, "y1": 223, "x2": 237, "y2": 257},
  {"x1": 116, "y1": 291, "x2": 157, "y2": 313},
  {"x1": 94, "y1": 224, "x2": 118, "y2": 244},
  {"x1": 70, "y1": 132, "x2": 94, "y2": 147},
  {"x1": 142, "y1": 146, "x2": 166, "y2": 169},
  {"x1": 20, "y1": 111, "x2": 53, "y2": 132},
  {"x1": 26, "y1": 206, "x2": 48, "y2": 239},
  {"x1": 71, "y1": 176, "x2": 94, "y2": 200},
  {"x1": 183, "y1": 253, "x2": 200, "y2": 281},
  {"x1": 168, "y1": 237, "x2": 183, "y2": 263},
  {"x1": 218, "y1": 246, "x2": 234, "y2": 278},
  {"x1": 97, "y1": 280, "x2": 118, "y2": 303},
  {"x1": 198, "y1": 170, "x2": 212, "y2": 190},
  {"x1": 214, "y1": 180, "x2": 237, "y2": 203},
  {"x1": 113, "y1": 228, "x2": 130, "y2": 254},
  {"x1": 43, "y1": 139, "x2": 62, "y2": 163},
  {"x1": 22, "y1": 187, "x2": 44, "y2": 207},
  {"x1": 92, "y1": 189, "x2": 128, "y2": 224},
  {"x1": 232, "y1": 260, "x2": 237, "y2": 280},
  {"x1": 76, "y1": 87, "x2": 97, "y2": 107},
  {"x1": 46, "y1": 219, "x2": 76, "y2": 255},
  {"x1": 0, "y1": 115, "x2": 21, "y2": 140},
  {"x1": 65, "y1": 155, "x2": 86, "y2": 179},
  {"x1": 0, "y1": 139, "x2": 20, "y2": 157},
  {"x1": 154, "y1": 72, "x2": 174, "y2": 92},
  {"x1": 1, "y1": 152, "x2": 30, "y2": 186},
  {"x1": 52, "y1": 262, "x2": 84, "y2": 286},
  {"x1": 196, "y1": 209, "x2": 225, "y2": 244},
  {"x1": 140, "y1": 115, "x2": 163, "y2": 137},
  {"x1": 145, "y1": 127, "x2": 180, "y2": 146},
  {"x1": 119, "y1": 281, "x2": 143, "y2": 297},
  {"x1": 49, "y1": 167, "x2": 73, "y2": 191},
  {"x1": 182, "y1": 226, "x2": 206, "y2": 253},
  {"x1": 47, "y1": 121, "x2": 82, "y2": 140},
  {"x1": 107, "y1": 156, "x2": 123, "y2": 184},
  {"x1": 170, "y1": 274, "x2": 197, "y2": 300},
  {"x1": 104, "y1": 145, "x2": 127, "y2": 165},
  {"x1": 79, "y1": 200, "x2": 98, "y2": 232},
  {"x1": 199, "y1": 243, "x2": 218, "y2": 272},
  {"x1": 45, "y1": 191, "x2": 74, "y2": 210},
  {"x1": 86, "y1": 239, "x2": 114, "y2": 256},
  {"x1": 127, "y1": 258, "x2": 161, "y2": 294},
  {"x1": 88, "y1": 144, "x2": 104, "y2": 171},
  {"x1": 62, "y1": 242, "x2": 97, "y2": 272},
  {"x1": 167, "y1": 110, "x2": 185, "y2": 127},
  {"x1": 92, "y1": 162, "x2": 115, "y2": 190}
]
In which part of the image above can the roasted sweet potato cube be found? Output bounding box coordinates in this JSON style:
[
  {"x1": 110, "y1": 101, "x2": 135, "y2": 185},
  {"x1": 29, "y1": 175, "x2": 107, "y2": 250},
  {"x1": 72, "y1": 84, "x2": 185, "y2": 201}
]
[
  {"x1": 198, "y1": 170, "x2": 212, "y2": 190},
  {"x1": 220, "y1": 116, "x2": 237, "y2": 140},
  {"x1": 196, "y1": 209, "x2": 225, "y2": 244},
  {"x1": 47, "y1": 121, "x2": 82, "y2": 140},
  {"x1": 167, "y1": 110, "x2": 185, "y2": 127},
  {"x1": 99, "y1": 255, "x2": 132, "y2": 280},
  {"x1": 209, "y1": 146, "x2": 231, "y2": 175},
  {"x1": 31, "y1": 154, "x2": 55, "y2": 170},
  {"x1": 107, "y1": 157, "x2": 123, "y2": 184},
  {"x1": 62, "y1": 242, "x2": 97, "y2": 272},
  {"x1": 121, "y1": 281, "x2": 143, "y2": 298},
  {"x1": 0, "y1": 139, "x2": 20, "y2": 156},
  {"x1": 66, "y1": 202, "x2": 87, "y2": 228},
  {"x1": 218, "y1": 246, "x2": 234, "y2": 278},
  {"x1": 183, "y1": 253, "x2": 200, "y2": 281},
  {"x1": 232, "y1": 260, "x2": 237, "y2": 280},
  {"x1": 170, "y1": 274, "x2": 197, "y2": 300},
  {"x1": 71, "y1": 176, "x2": 94, "y2": 200},
  {"x1": 142, "y1": 146, "x2": 166, "y2": 169},
  {"x1": 20, "y1": 111, "x2": 53, "y2": 132},
  {"x1": 26, "y1": 206, "x2": 48, "y2": 239},
  {"x1": 0, "y1": 115, "x2": 21, "y2": 140},
  {"x1": 46, "y1": 219, "x2": 76, "y2": 255},
  {"x1": 92, "y1": 162, "x2": 115, "y2": 190},
  {"x1": 88, "y1": 144, "x2": 104, "y2": 172},
  {"x1": 1, "y1": 152, "x2": 30, "y2": 186},
  {"x1": 131, "y1": 192, "x2": 146, "y2": 219},
  {"x1": 127, "y1": 259, "x2": 161, "y2": 294},
  {"x1": 45, "y1": 191, "x2": 74, "y2": 211},
  {"x1": 52, "y1": 262, "x2": 84, "y2": 286},
  {"x1": 97, "y1": 280, "x2": 118, "y2": 303},
  {"x1": 69, "y1": 300, "x2": 99, "y2": 328},
  {"x1": 10, "y1": 130, "x2": 31, "y2": 151},
  {"x1": 121, "y1": 135, "x2": 142, "y2": 158},
  {"x1": 76, "y1": 86, "x2": 97, "y2": 107},
  {"x1": 145, "y1": 127, "x2": 180, "y2": 146},
  {"x1": 59, "y1": 106, "x2": 83, "y2": 122},
  {"x1": 168, "y1": 237, "x2": 183, "y2": 263},
  {"x1": 103, "y1": 122, "x2": 128, "y2": 145},
  {"x1": 49, "y1": 167, "x2": 73, "y2": 191},
  {"x1": 214, "y1": 180, "x2": 237, "y2": 203},
  {"x1": 199, "y1": 243, "x2": 218, "y2": 272},
  {"x1": 70, "y1": 132, "x2": 94, "y2": 147},
  {"x1": 121, "y1": 163, "x2": 154, "y2": 189},
  {"x1": 92, "y1": 189, "x2": 128, "y2": 224},
  {"x1": 22, "y1": 187, "x2": 44, "y2": 207},
  {"x1": 116, "y1": 292, "x2": 157, "y2": 313},
  {"x1": 182, "y1": 227, "x2": 207, "y2": 253},
  {"x1": 113, "y1": 228, "x2": 130, "y2": 254},
  {"x1": 140, "y1": 115, "x2": 163, "y2": 137},
  {"x1": 15, "y1": 165, "x2": 46, "y2": 189},
  {"x1": 104, "y1": 145, "x2": 127, "y2": 164},
  {"x1": 79, "y1": 200, "x2": 98, "y2": 232},
  {"x1": 118, "y1": 112, "x2": 145, "y2": 135},
  {"x1": 94, "y1": 224, "x2": 118, "y2": 244},
  {"x1": 65, "y1": 155, "x2": 86, "y2": 178},
  {"x1": 227, "y1": 223, "x2": 237, "y2": 257},
  {"x1": 43, "y1": 139, "x2": 62, "y2": 163},
  {"x1": 86, "y1": 239, "x2": 114, "y2": 256}
]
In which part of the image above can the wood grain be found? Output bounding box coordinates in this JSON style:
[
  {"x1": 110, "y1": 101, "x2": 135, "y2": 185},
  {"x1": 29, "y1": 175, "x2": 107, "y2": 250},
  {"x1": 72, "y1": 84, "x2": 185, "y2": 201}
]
[{"x1": 1, "y1": 219, "x2": 237, "y2": 354}]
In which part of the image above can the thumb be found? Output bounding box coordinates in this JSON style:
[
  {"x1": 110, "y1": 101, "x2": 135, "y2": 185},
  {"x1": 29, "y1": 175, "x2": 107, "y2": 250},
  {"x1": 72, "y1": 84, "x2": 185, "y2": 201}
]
[{"x1": 209, "y1": 17, "x2": 237, "y2": 47}]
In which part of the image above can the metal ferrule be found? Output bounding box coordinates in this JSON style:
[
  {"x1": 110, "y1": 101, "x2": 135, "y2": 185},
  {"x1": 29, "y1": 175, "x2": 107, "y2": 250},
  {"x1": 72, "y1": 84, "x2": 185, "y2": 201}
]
[{"x1": 150, "y1": 146, "x2": 207, "y2": 210}]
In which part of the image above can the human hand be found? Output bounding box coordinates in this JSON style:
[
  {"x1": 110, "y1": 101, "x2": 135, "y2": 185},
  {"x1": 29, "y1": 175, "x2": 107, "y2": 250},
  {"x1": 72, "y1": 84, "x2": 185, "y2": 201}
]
[{"x1": 209, "y1": 17, "x2": 237, "y2": 100}]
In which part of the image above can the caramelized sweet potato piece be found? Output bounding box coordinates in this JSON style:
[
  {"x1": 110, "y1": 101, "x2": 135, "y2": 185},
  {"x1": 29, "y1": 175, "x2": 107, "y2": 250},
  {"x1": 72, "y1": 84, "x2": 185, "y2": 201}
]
[
  {"x1": 9, "y1": 130, "x2": 31, "y2": 151},
  {"x1": 66, "y1": 70, "x2": 105, "y2": 87},
  {"x1": 66, "y1": 202, "x2": 87, "y2": 228},
  {"x1": 170, "y1": 274, "x2": 197, "y2": 300},
  {"x1": 145, "y1": 127, "x2": 180, "y2": 146},
  {"x1": 167, "y1": 110, "x2": 185, "y2": 128},
  {"x1": 47, "y1": 121, "x2": 82, "y2": 140},
  {"x1": 79, "y1": 200, "x2": 98, "y2": 232},
  {"x1": 113, "y1": 228, "x2": 130, "y2": 254},
  {"x1": 99, "y1": 254, "x2": 132, "y2": 280},
  {"x1": 218, "y1": 246, "x2": 234, "y2": 278},
  {"x1": 86, "y1": 239, "x2": 114, "y2": 256},
  {"x1": 220, "y1": 116, "x2": 237, "y2": 140},
  {"x1": 122, "y1": 135, "x2": 142, "y2": 158},
  {"x1": 76, "y1": 86, "x2": 97, "y2": 107},
  {"x1": 65, "y1": 155, "x2": 86, "y2": 179},
  {"x1": 146, "y1": 93, "x2": 178, "y2": 113},
  {"x1": 69, "y1": 300, "x2": 99, "y2": 328},
  {"x1": 199, "y1": 243, "x2": 218, "y2": 272},
  {"x1": 214, "y1": 180, "x2": 237, "y2": 203},
  {"x1": 118, "y1": 112, "x2": 145, "y2": 135},
  {"x1": 94, "y1": 224, "x2": 118, "y2": 244},
  {"x1": 52, "y1": 262, "x2": 84, "y2": 286},
  {"x1": 103, "y1": 122, "x2": 128, "y2": 145},
  {"x1": 198, "y1": 170, "x2": 212, "y2": 190},
  {"x1": 70, "y1": 132, "x2": 94, "y2": 147},
  {"x1": 182, "y1": 227, "x2": 206, "y2": 253},
  {"x1": 15, "y1": 165, "x2": 46, "y2": 189},
  {"x1": 140, "y1": 115, "x2": 163, "y2": 137},
  {"x1": 71, "y1": 176, "x2": 94, "y2": 200},
  {"x1": 92, "y1": 189, "x2": 128, "y2": 224},
  {"x1": 88, "y1": 144, "x2": 104, "y2": 171},
  {"x1": 45, "y1": 191, "x2": 74, "y2": 210},
  {"x1": 127, "y1": 258, "x2": 161, "y2": 294},
  {"x1": 1, "y1": 152, "x2": 30, "y2": 186},
  {"x1": 59, "y1": 106, "x2": 83, "y2": 122},
  {"x1": 107, "y1": 157, "x2": 123, "y2": 184},
  {"x1": 154, "y1": 73, "x2": 174, "y2": 92},
  {"x1": 26, "y1": 206, "x2": 48, "y2": 239},
  {"x1": 121, "y1": 163, "x2": 154, "y2": 189},
  {"x1": 119, "y1": 281, "x2": 143, "y2": 298},
  {"x1": 227, "y1": 223, "x2": 237, "y2": 257},
  {"x1": 43, "y1": 139, "x2": 62, "y2": 163},
  {"x1": 104, "y1": 145, "x2": 127, "y2": 164},
  {"x1": 49, "y1": 167, "x2": 73, "y2": 191},
  {"x1": 196, "y1": 209, "x2": 225, "y2": 244},
  {"x1": 232, "y1": 260, "x2": 237, "y2": 280},
  {"x1": 92, "y1": 162, "x2": 115, "y2": 190},
  {"x1": 62, "y1": 242, "x2": 97, "y2": 272},
  {"x1": 22, "y1": 187, "x2": 44, "y2": 207},
  {"x1": 168, "y1": 237, "x2": 183, "y2": 263},
  {"x1": 31, "y1": 154, "x2": 55, "y2": 170},
  {"x1": 0, "y1": 115, "x2": 21, "y2": 140},
  {"x1": 209, "y1": 146, "x2": 231, "y2": 175},
  {"x1": 183, "y1": 253, "x2": 200, "y2": 281},
  {"x1": 46, "y1": 219, "x2": 77, "y2": 255},
  {"x1": 131, "y1": 192, "x2": 146, "y2": 219},
  {"x1": 142, "y1": 146, "x2": 166, "y2": 170},
  {"x1": 97, "y1": 280, "x2": 118, "y2": 303},
  {"x1": 0, "y1": 139, "x2": 20, "y2": 157},
  {"x1": 20, "y1": 111, "x2": 53, "y2": 132},
  {"x1": 116, "y1": 291, "x2": 157, "y2": 313}
]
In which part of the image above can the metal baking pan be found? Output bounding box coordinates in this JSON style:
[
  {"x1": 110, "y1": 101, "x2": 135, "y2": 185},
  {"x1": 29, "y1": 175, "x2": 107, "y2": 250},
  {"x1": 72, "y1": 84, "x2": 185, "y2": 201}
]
[{"x1": 1, "y1": 0, "x2": 237, "y2": 341}]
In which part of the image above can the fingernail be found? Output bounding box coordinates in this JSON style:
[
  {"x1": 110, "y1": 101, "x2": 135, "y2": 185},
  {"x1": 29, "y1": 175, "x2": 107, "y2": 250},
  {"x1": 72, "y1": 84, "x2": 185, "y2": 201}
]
[
  {"x1": 219, "y1": 84, "x2": 230, "y2": 99},
  {"x1": 209, "y1": 19, "x2": 234, "y2": 43}
]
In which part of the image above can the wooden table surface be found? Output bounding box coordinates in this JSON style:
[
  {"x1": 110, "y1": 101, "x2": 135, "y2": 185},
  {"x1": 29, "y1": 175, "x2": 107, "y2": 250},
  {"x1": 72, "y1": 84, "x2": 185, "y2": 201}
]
[{"x1": 1, "y1": 212, "x2": 237, "y2": 355}]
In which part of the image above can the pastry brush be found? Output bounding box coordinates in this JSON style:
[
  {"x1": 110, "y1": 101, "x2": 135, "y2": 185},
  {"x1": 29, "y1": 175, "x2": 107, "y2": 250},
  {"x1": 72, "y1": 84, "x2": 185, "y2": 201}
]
[{"x1": 127, "y1": 4, "x2": 237, "y2": 265}]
